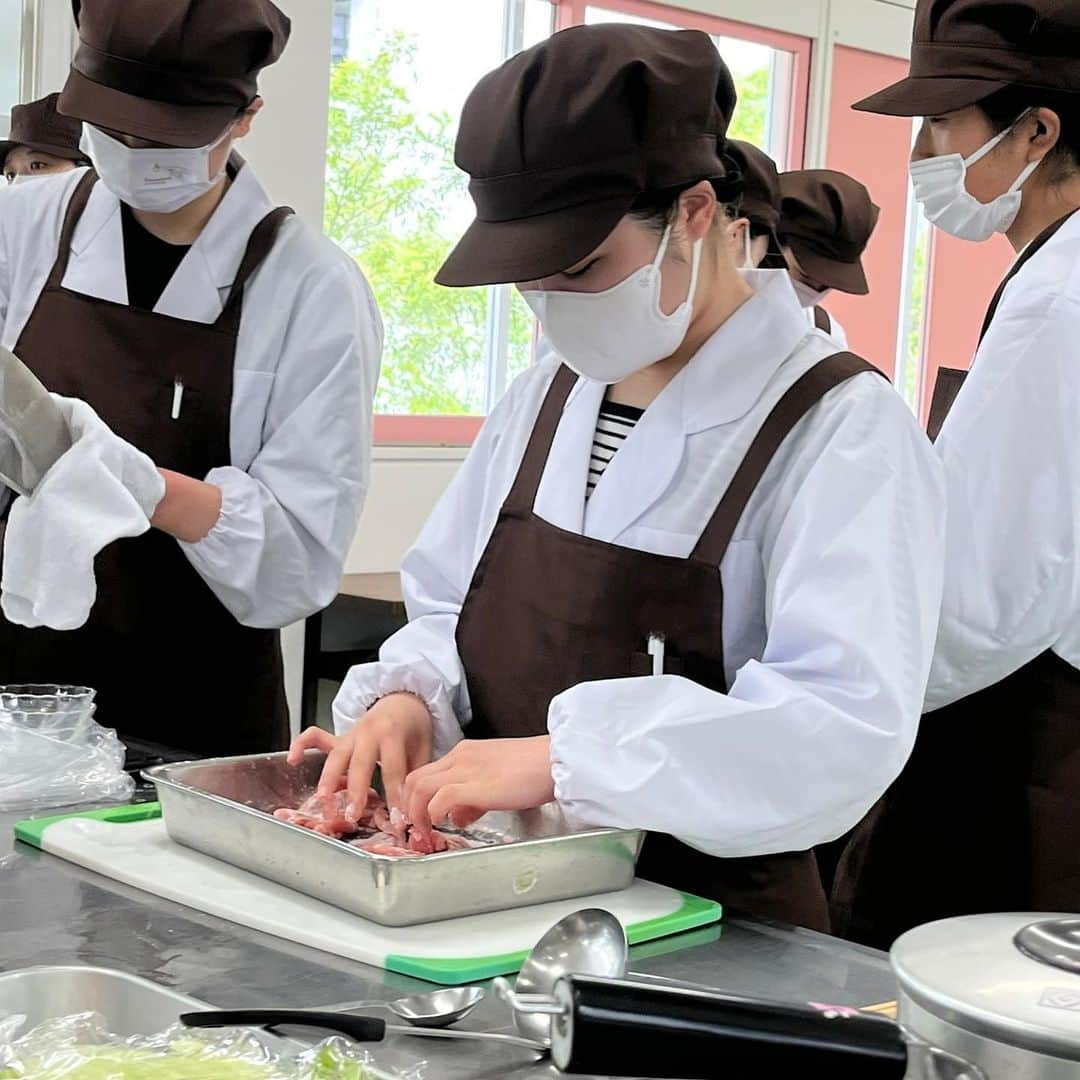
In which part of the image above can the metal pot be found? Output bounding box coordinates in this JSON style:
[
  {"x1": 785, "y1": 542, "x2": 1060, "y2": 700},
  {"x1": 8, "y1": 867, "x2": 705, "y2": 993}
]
[
  {"x1": 892, "y1": 913, "x2": 1080, "y2": 1080},
  {"x1": 491, "y1": 913, "x2": 1080, "y2": 1079}
]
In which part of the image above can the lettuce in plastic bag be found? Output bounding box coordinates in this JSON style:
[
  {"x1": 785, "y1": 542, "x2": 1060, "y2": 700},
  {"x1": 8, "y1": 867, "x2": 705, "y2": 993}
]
[{"x1": 0, "y1": 1013, "x2": 413, "y2": 1080}]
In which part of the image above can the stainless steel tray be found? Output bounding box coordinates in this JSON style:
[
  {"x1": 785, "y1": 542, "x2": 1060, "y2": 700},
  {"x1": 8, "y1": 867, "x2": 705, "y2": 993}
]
[
  {"x1": 145, "y1": 751, "x2": 644, "y2": 927},
  {"x1": 0, "y1": 965, "x2": 211, "y2": 1039},
  {"x1": 0, "y1": 966, "x2": 390, "y2": 1075}
]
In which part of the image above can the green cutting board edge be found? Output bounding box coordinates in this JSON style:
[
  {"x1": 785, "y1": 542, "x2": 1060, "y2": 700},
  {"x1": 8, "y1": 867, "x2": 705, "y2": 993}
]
[
  {"x1": 385, "y1": 890, "x2": 721, "y2": 983},
  {"x1": 15, "y1": 804, "x2": 723, "y2": 985}
]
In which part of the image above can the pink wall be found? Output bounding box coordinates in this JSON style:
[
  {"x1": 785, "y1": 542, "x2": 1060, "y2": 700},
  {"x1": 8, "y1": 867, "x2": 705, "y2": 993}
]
[
  {"x1": 824, "y1": 47, "x2": 914, "y2": 380},
  {"x1": 920, "y1": 231, "x2": 1012, "y2": 422}
]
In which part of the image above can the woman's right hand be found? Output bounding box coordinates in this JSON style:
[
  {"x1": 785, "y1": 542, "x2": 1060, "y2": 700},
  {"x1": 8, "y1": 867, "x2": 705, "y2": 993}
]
[{"x1": 286, "y1": 692, "x2": 434, "y2": 812}]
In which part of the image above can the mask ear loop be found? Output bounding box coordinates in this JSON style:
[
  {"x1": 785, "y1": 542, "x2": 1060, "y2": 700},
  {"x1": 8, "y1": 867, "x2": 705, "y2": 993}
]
[
  {"x1": 961, "y1": 107, "x2": 1043, "y2": 201},
  {"x1": 744, "y1": 224, "x2": 753, "y2": 268},
  {"x1": 653, "y1": 211, "x2": 703, "y2": 315},
  {"x1": 652, "y1": 219, "x2": 675, "y2": 267},
  {"x1": 963, "y1": 107, "x2": 1034, "y2": 169},
  {"x1": 1008, "y1": 156, "x2": 1043, "y2": 194},
  {"x1": 682, "y1": 233, "x2": 704, "y2": 313}
]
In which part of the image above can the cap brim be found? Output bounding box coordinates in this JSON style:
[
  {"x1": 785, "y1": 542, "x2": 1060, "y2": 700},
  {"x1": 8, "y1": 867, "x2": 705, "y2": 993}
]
[
  {"x1": 853, "y1": 76, "x2": 1010, "y2": 117},
  {"x1": 0, "y1": 140, "x2": 85, "y2": 166},
  {"x1": 58, "y1": 68, "x2": 235, "y2": 148},
  {"x1": 790, "y1": 242, "x2": 869, "y2": 296},
  {"x1": 436, "y1": 194, "x2": 636, "y2": 288}
]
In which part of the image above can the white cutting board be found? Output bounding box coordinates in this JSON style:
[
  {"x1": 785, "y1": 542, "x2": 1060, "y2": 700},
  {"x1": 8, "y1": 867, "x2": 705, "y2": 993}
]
[{"x1": 27, "y1": 814, "x2": 722, "y2": 985}]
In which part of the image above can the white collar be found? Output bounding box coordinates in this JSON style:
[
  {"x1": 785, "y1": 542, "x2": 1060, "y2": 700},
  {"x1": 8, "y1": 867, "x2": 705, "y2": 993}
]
[{"x1": 680, "y1": 268, "x2": 814, "y2": 433}]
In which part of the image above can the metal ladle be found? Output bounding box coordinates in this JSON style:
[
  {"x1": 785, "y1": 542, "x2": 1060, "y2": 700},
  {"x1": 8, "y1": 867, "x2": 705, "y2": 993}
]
[
  {"x1": 317, "y1": 986, "x2": 485, "y2": 1029},
  {"x1": 510, "y1": 908, "x2": 629, "y2": 1043},
  {"x1": 507, "y1": 907, "x2": 735, "y2": 1044}
]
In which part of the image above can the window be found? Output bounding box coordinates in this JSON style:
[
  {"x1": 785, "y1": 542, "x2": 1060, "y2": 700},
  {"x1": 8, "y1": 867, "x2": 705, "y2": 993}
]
[
  {"x1": 331, "y1": 0, "x2": 353, "y2": 65},
  {"x1": 894, "y1": 120, "x2": 933, "y2": 413},
  {"x1": 577, "y1": 3, "x2": 807, "y2": 170},
  {"x1": 325, "y1": 0, "x2": 809, "y2": 442},
  {"x1": 325, "y1": 0, "x2": 554, "y2": 441},
  {"x1": 1, "y1": 1, "x2": 27, "y2": 131}
]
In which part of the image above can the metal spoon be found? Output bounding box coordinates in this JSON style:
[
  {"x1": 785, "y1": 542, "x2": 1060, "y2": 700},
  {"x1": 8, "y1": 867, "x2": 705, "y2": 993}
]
[
  {"x1": 181, "y1": 1009, "x2": 546, "y2": 1053},
  {"x1": 317, "y1": 986, "x2": 484, "y2": 1029}
]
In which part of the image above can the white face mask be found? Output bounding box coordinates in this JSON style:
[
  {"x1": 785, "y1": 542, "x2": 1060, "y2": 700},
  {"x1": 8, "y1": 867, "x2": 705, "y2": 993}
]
[
  {"x1": 81, "y1": 123, "x2": 232, "y2": 213},
  {"x1": 7, "y1": 173, "x2": 46, "y2": 186},
  {"x1": 520, "y1": 222, "x2": 702, "y2": 384},
  {"x1": 909, "y1": 110, "x2": 1041, "y2": 242},
  {"x1": 792, "y1": 280, "x2": 831, "y2": 309}
]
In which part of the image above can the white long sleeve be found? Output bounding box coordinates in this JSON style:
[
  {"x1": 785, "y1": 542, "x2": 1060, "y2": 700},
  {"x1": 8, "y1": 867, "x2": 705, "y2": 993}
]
[
  {"x1": 925, "y1": 238, "x2": 1080, "y2": 711},
  {"x1": 180, "y1": 252, "x2": 381, "y2": 628},
  {"x1": 549, "y1": 378, "x2": 945, "y2": 856}
]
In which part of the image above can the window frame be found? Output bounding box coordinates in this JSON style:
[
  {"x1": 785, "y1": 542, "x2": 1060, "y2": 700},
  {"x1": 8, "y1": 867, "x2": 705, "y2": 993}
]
[
  {"x1": 558, "y1": 0, "x2": 812, "y2": 172},
  {"x1": 353, "y1": 0, "x2": 812, "y2": 446}
]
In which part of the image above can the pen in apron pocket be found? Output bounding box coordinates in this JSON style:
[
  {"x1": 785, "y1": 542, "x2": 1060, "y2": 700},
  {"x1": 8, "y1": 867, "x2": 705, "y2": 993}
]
[{"x1": 647, "y1": 633, "x2": 666, "y2": 676}]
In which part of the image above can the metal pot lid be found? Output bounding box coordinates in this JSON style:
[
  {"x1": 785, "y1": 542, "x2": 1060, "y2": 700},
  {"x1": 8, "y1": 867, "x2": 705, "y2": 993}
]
[{"x1": 892, "y1": 913, "x2": 1080, "y2": 1061}]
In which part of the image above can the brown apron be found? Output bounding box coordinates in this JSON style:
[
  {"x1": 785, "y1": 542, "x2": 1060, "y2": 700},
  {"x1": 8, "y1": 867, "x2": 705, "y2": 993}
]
[
  {"x1": 812, "y1": 306, "x2": 832, "y2": 334},
  {"x1": 456, "y1": 351, "x2": 881, "y2": 931},
  {"x1": 833, "y1": 209, "x2": 1080, "y2": 949},
  {"x1": 0, "y1": 170, "x2": 291, "y2": 756}
]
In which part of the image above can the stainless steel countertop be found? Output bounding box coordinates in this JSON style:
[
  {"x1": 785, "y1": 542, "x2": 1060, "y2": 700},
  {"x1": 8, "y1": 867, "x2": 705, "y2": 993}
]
[{"x1": 0, "y1": 807, "x2": 898, "y2": 1079}]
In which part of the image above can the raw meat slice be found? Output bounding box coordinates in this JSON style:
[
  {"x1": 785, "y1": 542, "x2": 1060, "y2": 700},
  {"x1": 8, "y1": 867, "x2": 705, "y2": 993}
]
[
  {"x1": 274, "y1": 787, "x2": 482, "y2": 856},
  {"x1": 272, "y1": 787, "x2": 381, "y2": 838},
  {"x1": 350, "y1": 835, "x2": 422, "y2": 857}
]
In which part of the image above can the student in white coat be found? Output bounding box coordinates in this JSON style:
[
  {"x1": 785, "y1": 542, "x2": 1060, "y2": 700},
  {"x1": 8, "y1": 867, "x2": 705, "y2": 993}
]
[
  {"x1": 292, "y1": 25, "x2": 945, "y2": 930},
  {"x1": 834, "y1": 0, "x2": 1080, "y2": 946},
  {"x1": 0, "y1": 0, "x2": 381, "y2": 754}
]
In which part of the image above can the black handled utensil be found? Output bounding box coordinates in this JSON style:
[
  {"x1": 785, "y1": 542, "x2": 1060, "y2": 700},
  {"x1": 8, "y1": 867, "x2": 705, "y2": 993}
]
[
  {"x1": 497, "y1": 976, "x2": 983, "y2": 1079},
  {"x1": 180, "y1": 1009, "x2": 546, "y2": 1052}
]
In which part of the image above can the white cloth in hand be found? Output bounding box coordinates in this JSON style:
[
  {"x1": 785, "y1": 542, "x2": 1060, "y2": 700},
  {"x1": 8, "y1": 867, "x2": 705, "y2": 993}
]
[{"x1": 1, "y1": 396, "x2": 165, "y2": 630}]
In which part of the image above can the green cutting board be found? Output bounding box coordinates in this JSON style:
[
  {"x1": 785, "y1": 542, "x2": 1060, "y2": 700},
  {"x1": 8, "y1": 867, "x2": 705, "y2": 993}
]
[{"x1": 16, "y1": 805, "x2": 722, "y2": 985}]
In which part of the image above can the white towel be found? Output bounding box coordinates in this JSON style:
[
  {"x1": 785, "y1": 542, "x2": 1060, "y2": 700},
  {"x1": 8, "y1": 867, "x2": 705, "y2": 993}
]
[{"x1": 1, "y1": 396, "x2": 165, "y2": 631}]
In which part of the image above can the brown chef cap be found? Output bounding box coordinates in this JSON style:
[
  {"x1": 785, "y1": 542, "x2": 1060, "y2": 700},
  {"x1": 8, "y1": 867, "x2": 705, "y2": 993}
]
[
  {"x1": 436, "y1": 24, "x2": 738, "y2": 288},
  {"x1": 725, "y1": 140, "x2": 781, "y2": 236},
  {"x1": 1, "y1": 94, "x2": 86, "y2": 168},
  {"x1": 58, "y1": 0, "x2": 290, "y2": 148},
  {"x1": 779, "y1": 169, "x2": 880, "y2": 296},
  {"x1": 855, "y1": 0, "x2": 1080, "y2": 117}
]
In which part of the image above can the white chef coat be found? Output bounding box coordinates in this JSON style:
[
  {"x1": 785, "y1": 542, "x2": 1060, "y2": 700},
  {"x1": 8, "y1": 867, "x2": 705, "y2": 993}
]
[
  {"x1": 803, "y1": 304, "x2": 849, "y2": 349},
  {"x1": 925, "y1": 210, "x2": 1080, "y2": 711},
  {"x1": 0, "y1": 165, "x2": 382, "y2": 629},
  {"x1": 335, "y1": 270, "x2": 946, "y2": 859}
]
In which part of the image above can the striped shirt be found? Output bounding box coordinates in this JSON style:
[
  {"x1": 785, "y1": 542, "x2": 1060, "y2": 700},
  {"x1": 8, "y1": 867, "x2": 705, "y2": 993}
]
[{"x1": 587, "y1": 399, "x2": 645, "y2": 498}]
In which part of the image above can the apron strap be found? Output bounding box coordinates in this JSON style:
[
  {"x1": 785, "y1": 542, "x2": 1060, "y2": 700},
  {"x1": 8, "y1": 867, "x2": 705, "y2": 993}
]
[
  {"x1": 502, "y1": 363, "x2": 579, "y2": 514},
  {"x1": 692, "y1": 351, "x2": 881, "y2": 566},
  {"x1": 926, "y1": 366, "x2": 967, "y2": 443},
  {"x1": 813, "y1": 306, "x2": 831, "y2": 333},
  {"x1": 215, "y1": 206, "x2": 295, "y2": 332},
  {"x1": 45, "y1": 169, "x2": 98, "y2": 290},
  {"x1": 978, "y1": 209, "x2": 1076, "y2": 346}
]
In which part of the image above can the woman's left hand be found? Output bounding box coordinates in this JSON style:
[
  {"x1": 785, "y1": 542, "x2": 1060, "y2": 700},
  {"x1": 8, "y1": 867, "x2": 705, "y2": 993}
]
[{"x1": 403, "y1": 736, "x2": 556, "y2": 831}]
